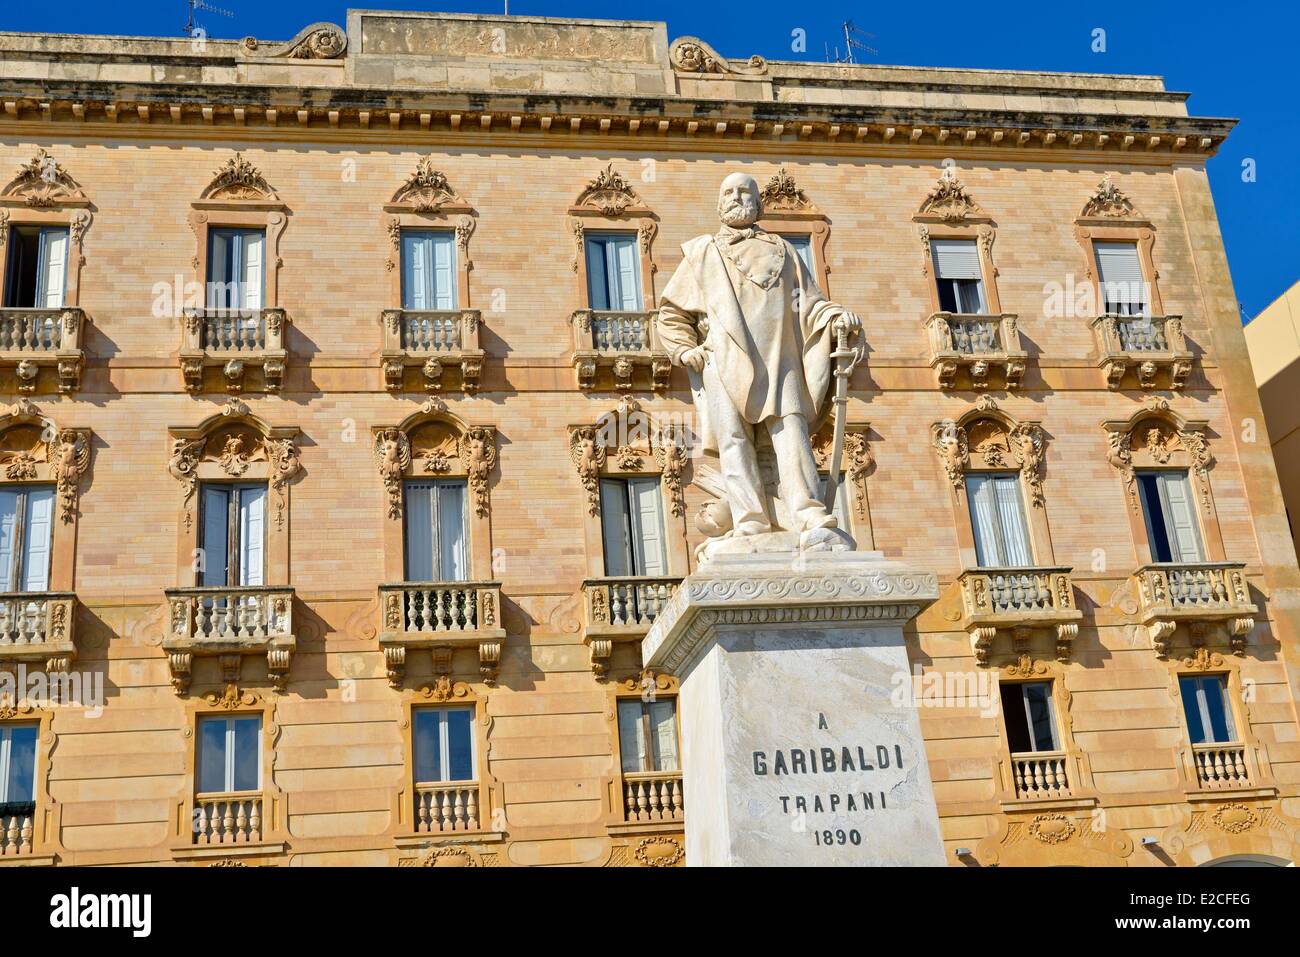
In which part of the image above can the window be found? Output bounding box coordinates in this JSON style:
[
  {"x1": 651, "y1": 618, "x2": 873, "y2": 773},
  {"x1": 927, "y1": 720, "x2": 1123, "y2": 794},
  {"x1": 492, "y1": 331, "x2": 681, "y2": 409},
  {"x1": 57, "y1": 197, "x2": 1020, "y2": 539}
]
[
  {"x1": 1137, "y1": 470, "x2": 1204, "y2": 563},
  {"x1": 197, "y1": 715, "x2": 261, "y2": 794},
  {"x1": 618, "y1": 698, "x2": 679, "y2": 773},
  {"x1": 1001, "y1": 682, "x2": 1059, "y2": 753},
  {"x1": 0, "y1": 724, "x2": 37, "y2": 814},
  {"x1": 965, "y1": 473, "x2": 1032, "y2": 567},
  {"x1": 400, "y1": 230, "x2": 457, "y2": 310},
  {"x1": 585, "y1": 233, "x2": 642, "y2": 311},
  {"x1": 404, "y1": 480, "x2": 467, "y2": 582},
  {"x1": 931, "y1": 239, "x2": 986, "y2": 314},
  {"x1": 206, "y1": 227, "x2": 265, "y2": 313},
  {"x1": 599, "y1": 477, "x2": 667, "y2": 577},
  {"x1": 3, "y1": 226, "x2": 68, "y2": 308},
  {"x1": 413, "y1": 707, "x2": 475, "y2": 783},
  {"x1": 0, "y1": 486, "x2": 54, "y2": 592},
  {"x1": 782, "y1": 234, "x2": 815, "y2": 274},
  {"x1": 1180, "y1": 675, "x2": 1237, "y2": 744},
  {"x1": 199, "y1": 483, "x2": 266, "y2": 587},
  {"x1": 1094, "y1": 241, "x2": 1148, "y2": 316}
]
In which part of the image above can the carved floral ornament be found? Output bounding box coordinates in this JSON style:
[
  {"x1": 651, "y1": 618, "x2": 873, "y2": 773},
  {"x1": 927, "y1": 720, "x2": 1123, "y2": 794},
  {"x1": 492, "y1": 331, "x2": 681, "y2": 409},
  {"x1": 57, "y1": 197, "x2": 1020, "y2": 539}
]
[
  {"x1": 760, "y1": 167, "x2": 819, "y2": 214},
  {"x1": 812, "y1": 420, "x2": 873, "y2": 520},
  {"x1": 0, "y1": 149, "x2": 88, "y2": 209},
  {"x1": 572, "y1": 163, "x2": 645, "y2": 217},
  {"x1": 932, "y1": 397, "x2": 1045, "y2": 507},
  {"x1": 668, "y1": 36, "x2": 767, "y2": 76},
  {"x1": 198, "y1": 153, "x2": 279, "y2": 202},
  {"x1": 916, "y1": 166, "x2": 987, "y2": 224},
  {"x1": 240, "y1": 21, "x2": 347, "y2": 60},
  {"x1": 372, "y1": 398, "x2": 497, "y2": 520},
  {"x1": 1103, "y1": 397, "x2": 1214, "y2": 515},
  {"x1": 0, "y1": 398, "x2": 90, "y2": 524},
  {"x1": 568, "y1": 397, "x2": 687, "y2": 517},
  {"x1": 388, "y1": 157, "x2": 469, "y2": 214},
  {"x1": 167, "y1": 398, "x2": 301, "y2": 529},
  {"x1": 1080, "y1": 175, "x2": 1141, "y2": 220}
]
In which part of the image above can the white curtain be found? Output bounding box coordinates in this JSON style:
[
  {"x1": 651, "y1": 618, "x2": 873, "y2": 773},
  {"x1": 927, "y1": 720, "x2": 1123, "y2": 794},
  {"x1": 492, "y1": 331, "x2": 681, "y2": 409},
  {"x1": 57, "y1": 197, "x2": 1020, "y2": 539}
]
[{"x1": 992, "y1": 475, "x2": 1032, "y2": 567}]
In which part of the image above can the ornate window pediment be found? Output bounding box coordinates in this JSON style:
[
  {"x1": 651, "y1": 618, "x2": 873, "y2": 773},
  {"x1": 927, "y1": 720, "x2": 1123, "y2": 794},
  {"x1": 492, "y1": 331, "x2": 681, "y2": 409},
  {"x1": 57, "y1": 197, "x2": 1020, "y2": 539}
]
[
  {"x1": 0, "y1": 150, "x2": 88, "y2": 210},
  {"x1": 386, "y1": 157, "x2": 472, "y2": 215},
  {"x1": 0, "y1": 398, "x2": 90, "y2": 526},
  {"x1": 1101, "y1": 397, "x2": 1212, "y2": 516},
  {"x1": 198, "y1": 153, "x2": 280, "y2": 203},
  {"x1": 572, "y1": 163, "x2": 650, "y2": 218},
  {"x1": 915, "y1": 167, "x2": 988, "y2": 224},
  {"x1": 372, "y1": 398, "x2": 496, "y2": 521},
  {"x1": 760, "y1": 167, "x2": 821, "y2": 216},
  {"x1": 567, "y1": 397, "x2": 687, "y2": 518},
  {"x1": 1079, "y1": 175, "x2": 1142, "y2": 221},
  {"x1": 931, "y1": 397, "x2": 1045, "y2": 507}
]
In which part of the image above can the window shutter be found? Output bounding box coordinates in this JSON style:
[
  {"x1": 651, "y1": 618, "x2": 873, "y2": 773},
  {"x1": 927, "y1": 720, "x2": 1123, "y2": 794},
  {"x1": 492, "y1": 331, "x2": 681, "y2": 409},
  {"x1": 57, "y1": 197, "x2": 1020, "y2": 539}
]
[
  {"x1": 617, "y1": 701, "x2": 647, "y2": 773},
  {"x1": 432, "y1": 232, "x2": 456, "y2": 310},
  {"x1": 240, "y1": 231, "x2": 264, "y2": 311},
  {"x1": 649, "y1": 699, "x2": 679, "y2": 771},
  {"x1": 238, "y1": 485, "x2": 266, "y2": 587},
  {"x1": 965, "y1": 474, "x2": 1004, "y2": 567},
  {"x1": 1094, "y1": 242, "x2": 1145, "y2": 312},
  {"x1": 599, "y1": 479, "x2": 634, "y2": 577},
  {"x1": 436, "y1": 481, "x2": 468, "y2": 582},
  {"x1": 404, "y1": 483, "x2": 435, "y2": 581},
  {"x1": 611, "y1": 236, "x2": 642, "y2": 311},
  {"x1": 38, "y1": 228, "x2": 68, "y2": 309},
  {"x1": 412, "y1": 710, "x2": 442, "y2": 783},
  {"x1": 200, "y1": 486, "x2": 231, "y2": 586},
  {"x1": 2, "y1": 725, "x2": 37, "y2": 804},
  {"x1": 628, "y1": 477, "x2": 667, "y2": 577},
  {"x1": 207, "y1": 230, "x2": 230, "y2": 309},
  {"x1": 196, "y1": 718, "x2": 228, "y2": 794},
  {"x1": 0, "y1": 490, "x2": 19, "y2": 592},
  {"x1": 931, "y1": 239, "x2": 982, "y2": 280},
  {"x1": 992, "y1": 475, "x2": 1033, "y2": 567},
  {"x1": 445, "y1": 707, "x2": 474, "y2": 781},
  {"x1": 231, "y1": 716, "x2": 261, "y2": 792},
  {"x1": 19, "y1": 488, "x2": 53, "y2": 592},
  {"x1": 401, "y1": 232, "x2": 426, "y2": 310},
  {"x1": 1158, "y1": 471, "x2": 1205, "y2": 563},
  {"x1": 585, "y1": 237, "x2": 610, "y2": 310}
]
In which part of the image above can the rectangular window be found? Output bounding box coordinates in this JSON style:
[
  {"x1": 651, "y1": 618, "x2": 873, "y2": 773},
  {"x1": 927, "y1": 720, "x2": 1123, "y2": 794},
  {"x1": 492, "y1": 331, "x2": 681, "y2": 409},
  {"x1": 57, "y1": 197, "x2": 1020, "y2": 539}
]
[
  {"x1": 0, "y1": 724, "x2": 38, "y2": 813},
  {"x1": 413, "y1": 707, "x2": 475, "y2": 783},
  {"x1": 0, "y1": 486, "x2": 54, "y2": 592},
  {"x1": 400, "y1": 230, "x2": 457, "y2": 311},
  {"x1": 196, "y1": 715, "x2": 261, "y2": 794},
  {"x1": 403, "y1": 480, "x2": 468, "y2": 582},
  {"x1": 3, "y1": 226, "x2": 69, "y2": 309},
  {"x1": 1094, "y1": 241, "x2": 1148, "y2": 316},
  {"x1": 1180, "y1": 675, "x2": 1237, "y2": 744},
  {"x1": 599, "y1": 477, "x2": 667, "y2": 578},
  {"x1": 782, "y1": 234, "x2": 815, "y2": 274},
  {"x1": 965, "y1": 473, "x2": 1032, "y2": 567},
  {"x1": 1137, "y1": 470, "x2": 1204, "y2": 563},
  {"x1": 931, "y1": 238, "x2": 986, "y2": 314},
  {"x1": 206, "y1": 228, "x2": 265, "y2": 313},
  {"x1": 585, "y1": 233, "x2": 642, "y2": 311},
  {"x1": 618, "y1": 698, "x2": 679, "y2": 773},
  {"x1": 199, "y1": 483, "x2": 266, "y2": 587},
  {"x1": 1001, "y1": 682, "x2": 1059, "y2": 753}
]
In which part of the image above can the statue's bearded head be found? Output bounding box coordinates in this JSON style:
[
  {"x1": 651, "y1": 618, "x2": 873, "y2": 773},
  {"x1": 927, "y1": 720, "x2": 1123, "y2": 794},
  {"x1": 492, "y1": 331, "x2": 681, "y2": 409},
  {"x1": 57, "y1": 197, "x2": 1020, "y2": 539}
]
[{"x1": 717, "y1": 173, "x2": 762, "y2": 227}]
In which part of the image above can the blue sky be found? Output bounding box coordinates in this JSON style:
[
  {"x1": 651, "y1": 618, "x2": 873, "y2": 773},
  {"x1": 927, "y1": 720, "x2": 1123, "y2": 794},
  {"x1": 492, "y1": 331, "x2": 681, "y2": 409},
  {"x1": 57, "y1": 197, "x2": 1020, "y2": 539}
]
[{"x1": 3, "y1": 0, "x2": 1294, "y2": 319}]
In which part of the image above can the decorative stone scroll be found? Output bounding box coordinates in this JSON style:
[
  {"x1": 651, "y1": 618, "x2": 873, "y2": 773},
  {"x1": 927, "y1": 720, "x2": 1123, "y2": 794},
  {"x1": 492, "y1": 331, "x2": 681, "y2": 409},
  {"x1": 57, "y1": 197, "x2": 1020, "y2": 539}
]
[
  {"x1": 198, "y1": 153, "x2": 279, "y2": 203},
  {"x1": 387, "y1": 157, "x2": 472, "y2": 216},
  {"x1": 1102, "y1": 397, "x2": 1213, "y2": 517},
  {"x1": 0, "y1": 398, "x2": 91, "y2": 526},
  {"x1": 1080, "y1": 175, "x2": 1140, "y2": 220},
  {"x1": 567, "y1": 397, "x2": 685, "y2": 517},
  {"x1": 572, "y1": 163, "x2": 647, "y2": 218},
  {"x1": 0, "y1": 149, "x2": 88, "y2": 209},
  {"x1": 932, "y1": 397, "x2": 1045, "y2": 507},
  {"x1": 372, "y1": 399, "x2": 497, "y2": 521},
  {"x1": 668, "y1": 36, "x2": 767, "y2": 75},
  {"x1": 239, "y1": 21, "x2": 347, "y2": 60},
  {"x1": 916, "y1": 166, "x2": 987, "y2": 224}
]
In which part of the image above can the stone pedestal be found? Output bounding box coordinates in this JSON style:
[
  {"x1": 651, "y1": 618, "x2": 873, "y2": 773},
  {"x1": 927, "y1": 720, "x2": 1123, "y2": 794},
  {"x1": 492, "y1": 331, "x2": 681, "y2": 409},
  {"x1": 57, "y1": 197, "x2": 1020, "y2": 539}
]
[{"x1": 642, "y1": 550, "x2": 945, "y2": 867}]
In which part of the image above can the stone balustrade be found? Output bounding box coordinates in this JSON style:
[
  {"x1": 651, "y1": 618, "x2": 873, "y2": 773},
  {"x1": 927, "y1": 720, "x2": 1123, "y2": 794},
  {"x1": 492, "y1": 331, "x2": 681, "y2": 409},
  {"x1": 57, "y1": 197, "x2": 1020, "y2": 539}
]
[
  {"x1": 1092, "y1": 313, "x2": 1192, "y2": 389},
  {"x1": 1133, "y1": 561, "x2": 1256, "y2": 658},
  {"x1": 1010, "y1": 751, "x2": 1071, "y2": 800},
  {"x1": 193, "y1": 792, "x2": 263, "y2": 844},
  {"x1": 582, "y1": 576, "x2": 682, "y2": 677},
  {"x1": 1191, "y1": 743, "x2": 1251, "y2": 790},
  {"x1": 0, "y1": 307, "x2": 85, "y2": 392},
  {"x1": 377, "y1": 581, "x2": 506, "y2": 687},
  {"x1": 925, "y1": 311, "x2": 1026, "y2": 390},
  {"x1": 957, "y1": 566, "x2": 1082, "y2": 664},
  {"x1": 570, "y1": 309, "x2": 669, "y2": 391},
  {"x1": 0, "y1": 807, "x2": 35, "y2": 856},
  {"x1": 180, "y1": 306, "x2": 288, "y2": 393},
  {"x1": 414, "y1": 781, "x2": 480, "y2": 832},
  {"x1": 0, "y1": 591, "x2": 77, "y2": 674},
  {"x1": 380, "y1": 308, "x2": 483, "y2": 392},
  {"x1": 162, "y1": 586, "x2": 296, "y2": 694},
  {"x1": 623, "y1": 770, "x2": 684, "y2": 823}
]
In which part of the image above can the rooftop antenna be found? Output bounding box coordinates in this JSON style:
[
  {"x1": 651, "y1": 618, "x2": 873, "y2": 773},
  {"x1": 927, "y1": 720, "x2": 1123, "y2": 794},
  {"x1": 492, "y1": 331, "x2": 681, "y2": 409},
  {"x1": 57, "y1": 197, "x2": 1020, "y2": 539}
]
[
  {"x1": 184, "y1": 0, "x2": 234, "y2": 38},
  {"x1": 829, "y1": 20, "x2": 877, "y2": 64}
]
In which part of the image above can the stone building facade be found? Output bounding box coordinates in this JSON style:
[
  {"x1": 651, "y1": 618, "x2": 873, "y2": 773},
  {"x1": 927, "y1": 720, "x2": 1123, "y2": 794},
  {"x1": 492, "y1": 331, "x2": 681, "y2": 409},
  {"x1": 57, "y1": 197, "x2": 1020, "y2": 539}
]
[{"x1": 0, "y1": 10, "x2": 1297, "y2": 867}]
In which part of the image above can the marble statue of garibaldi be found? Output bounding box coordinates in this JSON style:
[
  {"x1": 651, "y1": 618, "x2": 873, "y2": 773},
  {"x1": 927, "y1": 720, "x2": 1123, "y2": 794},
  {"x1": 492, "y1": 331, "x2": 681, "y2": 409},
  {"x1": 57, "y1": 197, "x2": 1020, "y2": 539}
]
[{"x1": 657, "y1": 172, "x2": 865, "y2": 559}]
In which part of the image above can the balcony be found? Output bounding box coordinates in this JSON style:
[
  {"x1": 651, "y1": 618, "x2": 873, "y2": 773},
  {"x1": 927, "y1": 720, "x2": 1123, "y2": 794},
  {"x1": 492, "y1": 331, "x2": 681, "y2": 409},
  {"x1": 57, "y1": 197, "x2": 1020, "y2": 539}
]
[
  {"x1": 181, "y1": 307, "x2": 288, "y2": 394},
  {"x1": 414, "y1": 781, "x2": 481, "y2": 833},
  {"x1": 0, "y1": 804, "x2": 35, "y2": 857},
  {"x1": 1132, "y1": 562, "x2": 1256, "y2": 658},
  {"x1": 570, "y1": 309, "x2": 670, "y2": 392},
  {"x1": 0, "y1": 592, "x2": 77, "y2": 674},
  {"x1": 957, "y1": 567, "x2": 1082, "y2": 665},
  {"x1": 193, "y1": 791, "x2": 263, "y2": 845},
  {"x1": 925, "y1": 312, "x2": 1027, "y2": 391},
  {"x1": 0, "y1": 307, "x2": 85, "y2": 393},
  {"x1": 622, "y1": 770, "x2": 684, "y2": 824},
  {"x1": 1092, "y1": 314, "x2": 1192, "y2": 390},
  {"x1": 1191, "y1": 743, "x2": 1251, "y2": 791},
  {"x1": 378, "y1": 581, "x2": 506, "y2": 687},
  {"x1": 380, "y1": 308, "x2": 484, "y2": 393},
  {"x1": 582, "y1": 576, "x2": 681, "y2": 677},
  {"x1": 1010, "y1": 751, "x2": 1071, "y2": 801},
  {"x1": 162, "y1": 586, "x2": 296, "y2": 694}
]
